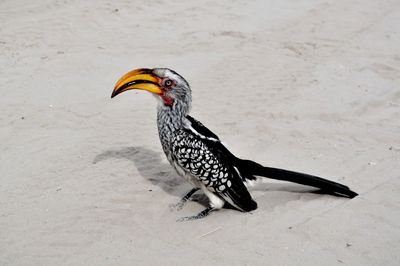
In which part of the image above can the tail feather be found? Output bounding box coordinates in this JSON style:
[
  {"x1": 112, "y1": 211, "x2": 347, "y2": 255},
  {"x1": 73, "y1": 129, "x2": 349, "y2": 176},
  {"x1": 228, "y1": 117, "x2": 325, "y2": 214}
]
[{"x1": 236, "y1": 159, "x2": 358, "y2": 198}]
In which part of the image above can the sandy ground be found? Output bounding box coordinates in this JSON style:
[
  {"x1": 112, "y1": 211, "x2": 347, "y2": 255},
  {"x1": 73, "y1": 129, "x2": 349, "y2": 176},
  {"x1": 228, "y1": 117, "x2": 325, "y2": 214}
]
[{"x1": 1, "y1": 0, "x2": 400, "y2": 265}]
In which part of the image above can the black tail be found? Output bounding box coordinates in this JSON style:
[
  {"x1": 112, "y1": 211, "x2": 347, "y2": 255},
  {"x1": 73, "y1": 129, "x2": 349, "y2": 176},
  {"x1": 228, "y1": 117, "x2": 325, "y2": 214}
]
[{"x1": 236, "y1": 159, "x2": 358, "y2": 198}]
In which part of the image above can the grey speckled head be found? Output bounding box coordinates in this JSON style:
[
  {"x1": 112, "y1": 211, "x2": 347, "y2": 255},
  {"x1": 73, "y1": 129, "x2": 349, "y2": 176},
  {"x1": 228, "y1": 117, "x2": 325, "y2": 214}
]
[{"x1": 152, "y1": 68, "x2": 192, "y2": 115}]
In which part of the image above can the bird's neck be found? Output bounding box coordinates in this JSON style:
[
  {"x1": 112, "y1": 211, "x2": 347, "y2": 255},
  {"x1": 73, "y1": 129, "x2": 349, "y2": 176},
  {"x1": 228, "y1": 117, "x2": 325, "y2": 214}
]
[{"x1": 157, "y1": 101, "x2": 190, "y2": 153}]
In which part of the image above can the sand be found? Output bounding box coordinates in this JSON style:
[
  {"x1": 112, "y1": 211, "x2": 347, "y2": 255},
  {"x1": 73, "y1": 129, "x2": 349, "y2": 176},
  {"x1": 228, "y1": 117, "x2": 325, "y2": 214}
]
[{"x1": 1, "y1": 0, "x2": 400, "y2": 265}]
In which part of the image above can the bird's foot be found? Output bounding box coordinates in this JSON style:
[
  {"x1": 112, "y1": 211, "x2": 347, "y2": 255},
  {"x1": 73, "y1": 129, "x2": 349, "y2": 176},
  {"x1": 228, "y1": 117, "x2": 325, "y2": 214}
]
[
  {"x1": 169, "y1": 188, "x2": 199, "y2": 211},
  {"x1": 176, "y1": 206, "x2": 214, "y2": 222}
]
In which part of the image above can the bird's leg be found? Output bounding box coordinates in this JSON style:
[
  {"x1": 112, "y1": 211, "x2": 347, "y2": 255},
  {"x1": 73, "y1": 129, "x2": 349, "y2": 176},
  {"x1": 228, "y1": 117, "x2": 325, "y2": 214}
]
[
  {"x1": 176, "y1": 187, "x2": 223, "y2": 221},
  {"x1": 170, "y1": 188, "x2": 199, "y2": 211},
  {"x1": 176, "y1": 206, "x2": 215, "y2": 222}
]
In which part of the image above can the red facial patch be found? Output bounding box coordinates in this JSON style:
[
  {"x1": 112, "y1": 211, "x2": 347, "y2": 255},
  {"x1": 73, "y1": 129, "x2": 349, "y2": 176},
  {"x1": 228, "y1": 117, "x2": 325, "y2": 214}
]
[{"x1": 162, "y1": 95, "x2": 174, "y2": 106}]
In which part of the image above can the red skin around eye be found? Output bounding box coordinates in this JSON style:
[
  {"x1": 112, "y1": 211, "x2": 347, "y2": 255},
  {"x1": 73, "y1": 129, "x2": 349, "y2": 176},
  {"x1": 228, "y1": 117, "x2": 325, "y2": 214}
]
[{"x1": 162, "y1": 79, "x2": 175, "y2": 90}]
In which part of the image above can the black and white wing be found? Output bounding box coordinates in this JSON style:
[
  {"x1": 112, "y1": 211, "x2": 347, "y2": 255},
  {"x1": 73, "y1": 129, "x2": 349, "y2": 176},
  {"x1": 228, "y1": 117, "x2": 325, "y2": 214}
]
[{"x1": 171, "y1": 117, "x2": 257, "y2": 212}]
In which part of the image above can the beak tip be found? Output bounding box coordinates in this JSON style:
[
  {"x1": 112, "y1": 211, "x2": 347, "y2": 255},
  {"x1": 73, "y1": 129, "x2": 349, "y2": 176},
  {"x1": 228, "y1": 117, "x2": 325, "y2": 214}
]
[{"x1": 111, "y1": 89, "x2": 118, "y2": 98}]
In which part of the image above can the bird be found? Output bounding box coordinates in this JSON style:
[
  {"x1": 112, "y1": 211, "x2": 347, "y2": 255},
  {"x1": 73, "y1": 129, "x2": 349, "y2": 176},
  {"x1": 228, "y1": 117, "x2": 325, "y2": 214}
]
[{"x1": 111, "y1": 67, "x2": 358, "y2": 221}]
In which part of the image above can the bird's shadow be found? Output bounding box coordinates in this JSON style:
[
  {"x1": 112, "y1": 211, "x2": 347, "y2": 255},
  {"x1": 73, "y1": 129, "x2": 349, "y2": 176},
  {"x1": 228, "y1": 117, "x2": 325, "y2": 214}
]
[
  {"x1": 93, "y1": 146, "x2": 188, "y2": 197},
  {"x1": 92, "y1": 146, "x2": 335, "y2": 210}
]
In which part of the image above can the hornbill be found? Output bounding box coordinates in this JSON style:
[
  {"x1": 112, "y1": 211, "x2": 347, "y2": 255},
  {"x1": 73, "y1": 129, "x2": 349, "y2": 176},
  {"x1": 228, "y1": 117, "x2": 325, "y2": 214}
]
[{"x1": 111, "y1": 68, "x2": 357, "y2": 221}]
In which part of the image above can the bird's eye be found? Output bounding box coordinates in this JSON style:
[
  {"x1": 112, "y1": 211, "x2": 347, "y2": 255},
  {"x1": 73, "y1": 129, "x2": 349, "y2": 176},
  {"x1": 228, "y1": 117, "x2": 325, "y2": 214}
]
[{"x1": 164, "y1": 79, "x2": 173, "y2": 87}]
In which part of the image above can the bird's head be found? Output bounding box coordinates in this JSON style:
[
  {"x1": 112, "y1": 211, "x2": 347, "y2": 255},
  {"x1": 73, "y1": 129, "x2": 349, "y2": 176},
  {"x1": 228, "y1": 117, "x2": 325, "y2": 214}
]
[{"x1": 111, "y1": 68, "x2": 192, "y2": 110}]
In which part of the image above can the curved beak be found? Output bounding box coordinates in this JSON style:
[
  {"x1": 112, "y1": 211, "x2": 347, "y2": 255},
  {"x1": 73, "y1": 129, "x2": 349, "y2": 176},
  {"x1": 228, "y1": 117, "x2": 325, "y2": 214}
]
[{"x1": 111, "y1": 68, "x2": 162, "y2": 98}]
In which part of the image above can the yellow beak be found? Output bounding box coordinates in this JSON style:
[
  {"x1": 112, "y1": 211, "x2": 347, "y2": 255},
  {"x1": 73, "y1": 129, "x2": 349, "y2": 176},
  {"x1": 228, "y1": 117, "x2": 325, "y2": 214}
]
[{"x1": 111, "y1": 68, "x2": 162, "y2": 98}]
